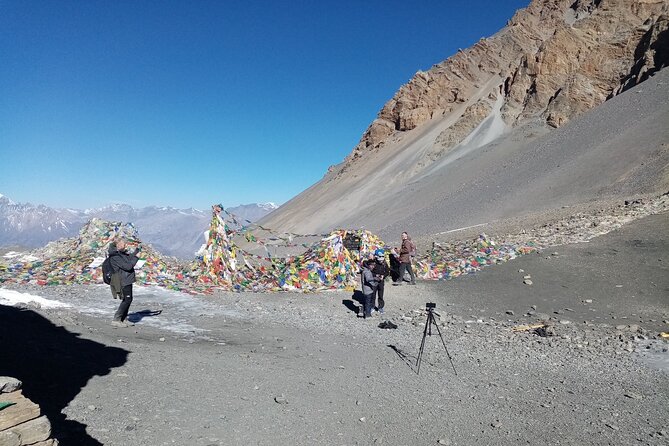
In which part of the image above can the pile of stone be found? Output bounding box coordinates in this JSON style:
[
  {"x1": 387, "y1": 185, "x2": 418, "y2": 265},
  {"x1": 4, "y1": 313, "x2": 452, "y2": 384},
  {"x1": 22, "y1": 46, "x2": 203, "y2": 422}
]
[
  {"x1": 0, "y1": 377, "x2": 58, "y2": 446},
  {"x1": 0, "y1": 218, "x2": 185, "y2": 291},
  {"x1": 503, "y1": 193, "x2": 669, "y2": 248}
]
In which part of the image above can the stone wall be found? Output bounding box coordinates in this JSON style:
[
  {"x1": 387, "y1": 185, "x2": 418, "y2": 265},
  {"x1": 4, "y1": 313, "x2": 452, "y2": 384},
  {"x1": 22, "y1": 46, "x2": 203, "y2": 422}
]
[{"x1": 0, "y1": 377, "x2": 58, "y2": 446}]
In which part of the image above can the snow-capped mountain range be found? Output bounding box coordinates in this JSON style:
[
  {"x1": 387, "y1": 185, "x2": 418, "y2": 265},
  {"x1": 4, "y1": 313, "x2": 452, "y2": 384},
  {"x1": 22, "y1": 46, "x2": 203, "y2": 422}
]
[{"x1": 0, "y1": 194, "x2": 278, "y2": 259}]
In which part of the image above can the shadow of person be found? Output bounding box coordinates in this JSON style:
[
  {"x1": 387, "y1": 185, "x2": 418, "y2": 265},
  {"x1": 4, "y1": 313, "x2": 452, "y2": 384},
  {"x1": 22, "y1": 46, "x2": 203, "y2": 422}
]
[
  {"x1": 351, "y1": 290, "x2": 364, "y2": 305},
  {"x1": 341, "y1": 299, "x2": 358, "y2": 314},
  {"x1": 342, "y1": 290, "x2": 365, "y2": 315},
  {"x1": 0, "y1": 305, "x2": 129, "y2": 445},
  {"x1": 127, "y1": 309, "x2": 163, "y2": 323}
]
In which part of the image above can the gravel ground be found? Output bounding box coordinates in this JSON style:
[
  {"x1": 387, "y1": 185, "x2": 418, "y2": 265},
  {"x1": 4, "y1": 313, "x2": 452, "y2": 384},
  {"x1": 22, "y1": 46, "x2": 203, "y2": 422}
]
[{"x1": 1, "y1": 214, "x2": 668, "y2": 445}]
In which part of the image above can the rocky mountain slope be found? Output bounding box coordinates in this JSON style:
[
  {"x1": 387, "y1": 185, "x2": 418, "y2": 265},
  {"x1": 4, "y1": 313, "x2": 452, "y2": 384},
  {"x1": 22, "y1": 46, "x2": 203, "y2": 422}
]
[
  {"x1": 261, "y1": 0, "x2": 669, "y2": 237},
  {"x1": 0, "y1": 197, "x2": 277, "y2": 259}
]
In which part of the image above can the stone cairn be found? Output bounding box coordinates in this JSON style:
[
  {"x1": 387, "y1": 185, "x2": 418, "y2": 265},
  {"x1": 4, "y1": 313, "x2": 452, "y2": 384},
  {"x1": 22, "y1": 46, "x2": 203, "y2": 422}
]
[{"x1": 0, "y1": 377, "x2": 58, "y2": 446}]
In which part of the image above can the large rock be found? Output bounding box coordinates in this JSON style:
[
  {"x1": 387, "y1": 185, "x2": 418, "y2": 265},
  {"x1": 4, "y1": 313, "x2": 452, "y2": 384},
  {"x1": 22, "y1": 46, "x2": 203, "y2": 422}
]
[
  {"x1": 0, "y1": 391, "x2": 40, "y2": 431},
  {"x1": 260, "y1": 0, "x2": 669, "y2": 236},
  {"x1": 0, "y1": 430, "x2": 21, "y2": 446},
  {"x1": 3, "y1": 415, "x2": 52, "y2": 445},
  {"x1": 0, "y1": 379, "x2": 59, "y2": 445},
  {"x1": 347, "y1": 0, "x2": 669, "y2": 155},
  {"x1": 31, "y1": 440, "x2": 59, "y2": 446},
  {"x1": 0, "y1": 377, "x2": 22, "y2": 394}
]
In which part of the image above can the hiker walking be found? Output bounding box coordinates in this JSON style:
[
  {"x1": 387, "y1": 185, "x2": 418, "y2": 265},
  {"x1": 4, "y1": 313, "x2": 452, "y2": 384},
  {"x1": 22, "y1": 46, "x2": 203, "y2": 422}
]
[
  {"x1": 109, "y1": 237, "x2": 141, "y2": 327},
  {"x1": 393, "y1": 231, "x2": 416, "y2": 285},
  {"x1": 360, "y1": 256, "x2": 379, "y2": 319},
  {"x1": 371, "y1": 249, "x2": 389, "y2": 314}
]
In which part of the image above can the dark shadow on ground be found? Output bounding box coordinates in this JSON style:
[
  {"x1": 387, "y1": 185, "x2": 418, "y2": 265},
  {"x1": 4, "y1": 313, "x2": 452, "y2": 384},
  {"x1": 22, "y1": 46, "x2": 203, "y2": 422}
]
[
  {"x1": 127, "y1": 309, "x2": 163, "y2": 323},
  {"x1": 387, "y1": 344, "x2": 417, "y2": 373},
  {"x1": 342, "y1": 299, "x2": 359, "y2": 314},
  {"x1": 342, "y1": 290, "x2": 365, "y2": 315},
  {"x1": 0, "y1": 305, "x2": 128, "y2": 445}
]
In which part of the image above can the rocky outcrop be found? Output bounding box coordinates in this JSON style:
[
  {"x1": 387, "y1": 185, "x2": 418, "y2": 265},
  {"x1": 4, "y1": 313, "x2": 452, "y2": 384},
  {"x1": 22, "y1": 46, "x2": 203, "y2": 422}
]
[
  {"x1": 260, "y1": 0, "x2": 669, "y2": 237},
  {"x1": 0, "y1": 377, "x2": 59, "y2": 446},
  {"x1": 344, "y1": 0, "x2": 669, "y2": 167},
  {"x1": 434, "y1": 99, "x2": 493, "y2": 153}
]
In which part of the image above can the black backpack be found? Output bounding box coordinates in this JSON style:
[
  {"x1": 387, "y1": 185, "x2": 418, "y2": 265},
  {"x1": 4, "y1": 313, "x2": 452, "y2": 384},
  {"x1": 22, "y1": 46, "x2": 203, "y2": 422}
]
[{"x1": 101, "y1": 256, "x2": 115, "y2": 285}]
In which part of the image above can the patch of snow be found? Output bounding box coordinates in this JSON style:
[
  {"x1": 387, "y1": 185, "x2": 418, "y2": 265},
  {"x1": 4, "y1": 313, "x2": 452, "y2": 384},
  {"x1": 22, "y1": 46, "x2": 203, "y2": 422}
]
[
  {"x1": 0, "y1": 288, "x2": 72, "y2": 309},
  {"x1": 2, "y1": 253, "x2": 40, "y2": 262}
]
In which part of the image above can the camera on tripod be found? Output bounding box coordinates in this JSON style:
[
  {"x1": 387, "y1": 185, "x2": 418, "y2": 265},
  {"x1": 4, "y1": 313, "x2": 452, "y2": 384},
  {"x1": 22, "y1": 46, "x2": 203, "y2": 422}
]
[{"x1": 415, "y1": 301, "x2": 457, "y2": 375}]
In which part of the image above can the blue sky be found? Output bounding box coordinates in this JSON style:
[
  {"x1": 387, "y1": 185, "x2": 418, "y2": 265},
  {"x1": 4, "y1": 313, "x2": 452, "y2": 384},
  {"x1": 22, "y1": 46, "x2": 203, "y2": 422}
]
[{"x1": 0, "y1": 0, "x2": 528, "y2": 210}]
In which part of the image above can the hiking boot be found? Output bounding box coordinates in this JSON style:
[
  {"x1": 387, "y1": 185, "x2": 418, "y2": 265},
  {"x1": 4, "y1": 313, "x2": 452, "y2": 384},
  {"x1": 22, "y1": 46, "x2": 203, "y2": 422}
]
[
  {"x1": 111, "y1": 320, "x2": 128, "y2": 328},
  {"x1": 379, "y1": 308, "x2": 385, "y2": 315}
]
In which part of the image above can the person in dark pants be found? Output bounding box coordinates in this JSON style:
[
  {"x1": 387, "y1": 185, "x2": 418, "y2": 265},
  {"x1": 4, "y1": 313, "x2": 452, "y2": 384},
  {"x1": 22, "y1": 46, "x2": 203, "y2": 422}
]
[
  {"x1": 360, "y1": 258, "x2": 378, "y2": 319},
  {"x1": 371, "y1": 249, "x2": 389, "y2": 314},
  {"x1": 393, "y1": 231, "x2": 416, "y2": 286},
  {"x1": 108, "y1": 237, "x2": 140, "y2": 327},
  {"x1": 388, "y1": 247, "x2": 401, "y2": 282}
]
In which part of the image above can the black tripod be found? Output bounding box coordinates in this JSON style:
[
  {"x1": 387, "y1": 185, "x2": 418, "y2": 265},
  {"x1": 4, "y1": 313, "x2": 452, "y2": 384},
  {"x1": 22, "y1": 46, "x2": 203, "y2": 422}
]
[{"x1": 416, "y1": 303, "x2": 457, "y2": 375}]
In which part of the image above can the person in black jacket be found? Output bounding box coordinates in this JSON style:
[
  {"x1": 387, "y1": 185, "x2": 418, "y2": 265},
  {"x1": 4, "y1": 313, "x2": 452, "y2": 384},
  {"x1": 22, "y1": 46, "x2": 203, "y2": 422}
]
[
  {"x1": 360, "y1": 257, "x2": 378, "y2": 319},
  {"x1": 108, "y1": 237, "x2": 140, "y2": 327},
  {"x1": 371, "y1": 249, "x2": 389, "y2": 314}
]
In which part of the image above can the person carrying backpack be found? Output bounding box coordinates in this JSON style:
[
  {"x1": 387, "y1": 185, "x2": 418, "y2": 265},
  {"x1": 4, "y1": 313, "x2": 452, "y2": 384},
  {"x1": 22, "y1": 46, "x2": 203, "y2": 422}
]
[
  {"x1": 371, "y1": 249, "x2": 389, "y2": 314},
  {"x1": 393, "y1": 231, "x2": 416, "y2": 286},
  {"x1": 360, "y1": 257, "x2": 379, "y2": 319},
  {"x1": 108, "y1": 237, "x2": 141, "y2": 327}
]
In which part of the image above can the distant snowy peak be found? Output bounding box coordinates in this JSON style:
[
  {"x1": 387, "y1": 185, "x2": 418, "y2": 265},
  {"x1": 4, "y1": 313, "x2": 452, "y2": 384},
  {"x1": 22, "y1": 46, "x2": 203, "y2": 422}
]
[
  {"x1": 85, "y1": 203, "x2": 133, "y2": 213},
  {"x1": 226, "y1": 202, "x2": 279, "y2": 223},
  {"x1": 0, "y1": 197, "x2": 279, "y2": 258},
  {"x1": 0, "y1": 193, "x2": 16, "y2": 205}
]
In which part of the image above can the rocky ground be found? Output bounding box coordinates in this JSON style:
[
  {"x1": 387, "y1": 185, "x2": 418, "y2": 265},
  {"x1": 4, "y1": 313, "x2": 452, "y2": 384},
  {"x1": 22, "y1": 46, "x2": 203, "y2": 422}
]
[{"x1": 1, "y1": 212, "x2": 668, "y2": 445}]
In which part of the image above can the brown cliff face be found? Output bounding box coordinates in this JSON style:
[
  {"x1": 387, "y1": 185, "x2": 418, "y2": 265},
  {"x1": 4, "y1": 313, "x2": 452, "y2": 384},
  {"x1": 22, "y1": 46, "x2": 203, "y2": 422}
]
[
  {"x1": 261, "y1": 0, "x2": 669, "y2": 236},
  {"x1": 344, "y1": 0, "x2": 668, "y2": 167}
]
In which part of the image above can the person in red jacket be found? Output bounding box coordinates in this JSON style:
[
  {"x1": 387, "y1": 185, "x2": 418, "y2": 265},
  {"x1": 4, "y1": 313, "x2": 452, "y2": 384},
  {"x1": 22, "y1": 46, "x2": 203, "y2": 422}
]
[{"x1": 393, "y1": 231, "x2": 416, "y2": 286}]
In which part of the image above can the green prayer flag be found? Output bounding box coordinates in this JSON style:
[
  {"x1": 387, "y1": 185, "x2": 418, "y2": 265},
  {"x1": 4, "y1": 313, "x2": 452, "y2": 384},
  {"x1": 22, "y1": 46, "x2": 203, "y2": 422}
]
[{"x1": 0, "y1": 401, "x2": 16, "y2": 411}]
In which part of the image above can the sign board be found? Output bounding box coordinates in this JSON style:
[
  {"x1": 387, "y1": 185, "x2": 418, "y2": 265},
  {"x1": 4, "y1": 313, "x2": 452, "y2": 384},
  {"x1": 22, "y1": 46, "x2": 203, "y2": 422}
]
[{"x1": 343, "y1": 233, "x2": 361, "y2": 251}]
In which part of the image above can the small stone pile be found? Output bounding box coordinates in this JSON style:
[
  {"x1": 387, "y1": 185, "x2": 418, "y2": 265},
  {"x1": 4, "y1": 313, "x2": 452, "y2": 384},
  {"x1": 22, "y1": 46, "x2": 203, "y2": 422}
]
[
  {"x1": 190, "y1": 206, "x2": 387, "y2": 291},
  {"x1": 0, "y1": 218, "x2": 184, "y2": 290},
  {"x1": 0, "y1": 376, "x2": 58, "y2": 446},
  {"x1": 415, "y1": 233, "x2": 536, "y2": 280},
  {"x1": 276, "y1": 229, "x2": 385, "y2": 291},
  {"x1": 190, "y1": 205, "x2": 279, "y2": 291},
  {"x1": 0, "y1": 206, "x2": 549, "y2": 293},
  {"x1": 503, "y1": 193, "x2": 669, "y2": 248}
]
